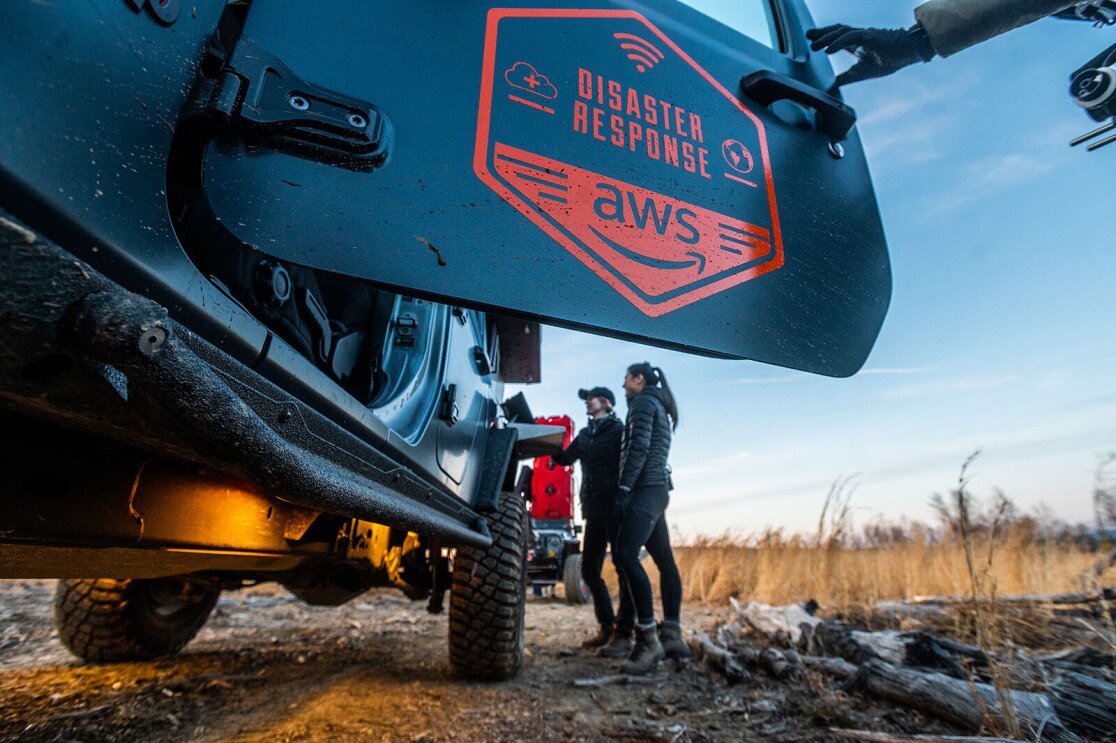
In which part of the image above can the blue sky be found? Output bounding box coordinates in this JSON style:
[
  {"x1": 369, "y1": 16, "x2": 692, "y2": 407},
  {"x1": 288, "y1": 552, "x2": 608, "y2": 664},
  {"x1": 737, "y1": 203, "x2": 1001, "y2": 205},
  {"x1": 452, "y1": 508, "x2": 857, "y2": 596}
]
[{"x1": 512, "y1": 1, "x2": 1116, "y2": 536}]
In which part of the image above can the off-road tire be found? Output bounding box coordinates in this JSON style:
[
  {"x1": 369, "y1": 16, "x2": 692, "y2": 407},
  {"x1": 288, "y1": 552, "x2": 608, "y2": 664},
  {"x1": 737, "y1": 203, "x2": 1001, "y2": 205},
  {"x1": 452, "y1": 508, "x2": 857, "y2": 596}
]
[
  {"x1": 563, "y1": 552, "x2": 591, "y2": 605},
  {"x1": 449, "y1": 490, "x2": 527, "y2": 680},
  {"x1": 53, "y1": 577, "x2": 221, "y2": 663}
]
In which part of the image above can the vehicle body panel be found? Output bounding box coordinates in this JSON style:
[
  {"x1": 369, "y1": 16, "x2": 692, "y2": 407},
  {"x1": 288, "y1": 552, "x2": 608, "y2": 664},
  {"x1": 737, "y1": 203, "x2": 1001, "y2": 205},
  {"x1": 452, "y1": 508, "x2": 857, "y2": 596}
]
[
  {"x1": 0, "y1": 0, "x2": 500, "y2": 510},
  {"x1": 200, "y1": 0, "x2": 890, "y2": 376}
]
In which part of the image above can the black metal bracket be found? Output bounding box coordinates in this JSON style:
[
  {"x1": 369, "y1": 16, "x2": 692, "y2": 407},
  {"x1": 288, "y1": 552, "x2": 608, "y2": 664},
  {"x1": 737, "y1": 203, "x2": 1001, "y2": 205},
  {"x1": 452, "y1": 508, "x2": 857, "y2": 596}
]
[{"x1": 197, "y1": 38, "x2": 390, "y2": 168}]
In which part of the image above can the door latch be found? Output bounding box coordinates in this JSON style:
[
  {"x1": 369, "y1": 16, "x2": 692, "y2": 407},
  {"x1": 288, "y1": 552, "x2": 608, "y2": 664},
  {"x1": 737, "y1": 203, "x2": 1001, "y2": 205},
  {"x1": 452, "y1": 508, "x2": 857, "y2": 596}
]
[
  {"x1": 440, "y1": 385, "x2": 459, "y2": 426},
  {"x1": 191, "y1": 38, "x2": 390, "y2": 168}
]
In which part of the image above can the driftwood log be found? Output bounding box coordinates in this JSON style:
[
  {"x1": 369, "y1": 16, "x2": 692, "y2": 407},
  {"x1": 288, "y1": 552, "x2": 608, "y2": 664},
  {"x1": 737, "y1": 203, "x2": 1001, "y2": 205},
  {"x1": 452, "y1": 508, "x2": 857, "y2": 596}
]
[
  {"x1": 735, "y1": 645, "x2": 799, "y2": 679},
  {"x1": 572, "y1": 674, "x2": 660, "y2": 688},
  {"x1": 803, "y1": 621, "x2": 987, "y2": 680},
  {"x1": 720, "y1": 600, "x2": 1116, "y2": 742},
  {"x1": 906, "y1": 589, "x2": 1116, "y2": 607},
  {"x1": 689, "y1": 629, "x2": 750, "y2": 684},
  {"x1": 1049, "y1": 670, "x2": 1116, "y2": 739},
  {"x1": 872, "y1": 588, "x2": 1116, "y2": 629},
  {"x1": 733, "y1": 598, "x2": 820, "y2": 643},
  {"x1": 737, "y1": 602, "x2": 989, "y2": 679},
  {"x1": 829, "y1": 730, "x2": 1027, "y2": 743},
  {"x1": 843, "y1": 660, "x2": 1084, "y2": 743}
]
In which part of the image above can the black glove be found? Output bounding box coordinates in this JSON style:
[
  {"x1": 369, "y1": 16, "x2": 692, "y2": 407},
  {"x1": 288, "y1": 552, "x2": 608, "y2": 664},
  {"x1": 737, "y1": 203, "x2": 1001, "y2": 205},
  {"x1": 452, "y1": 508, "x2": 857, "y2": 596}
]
[
  {"x1": 613, "y1": 487, "x2": 632, "y2": 520},
  {"x1": 806, "y1": 23, "x2": 935, "y2": 87},
  {"x1": 1054, "y1": 1, "x2": 1116, "y2": 26}
]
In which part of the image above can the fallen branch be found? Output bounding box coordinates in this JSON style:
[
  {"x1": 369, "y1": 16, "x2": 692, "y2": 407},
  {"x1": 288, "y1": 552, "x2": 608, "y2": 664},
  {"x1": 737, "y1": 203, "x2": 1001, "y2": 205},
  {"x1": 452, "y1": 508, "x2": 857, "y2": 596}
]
[
  {"x1": 828, "y1": 729, "x2": 1025, "y2": 743},
  {"x1": 1037, "y1": 646, "x2": 1115, "y2": 668},
  {"x1": 47, "y1": 705, "x2": 113, "y2": 723},
  {"x1": 800, "y1": 654, "x2": 858, "y2": 680},
  {"x1": 907, "y1": 589, "x2": 1116, "y2": 607},
  {"x1": 689, "y1": 629, "x2": 750, "y2": 684},
  {"x1": 735, "y1": 645, "x2": 799, "y2": 679},
  {"x1": 572, "y1": 674, "x2": 660, "y2": 688},
  {"x1": 1049, "y1": 670, "x2": 1116, "y2": 739},
  {"x1": 847, "y1": 660, "x2": 1083, "y2": 743}
]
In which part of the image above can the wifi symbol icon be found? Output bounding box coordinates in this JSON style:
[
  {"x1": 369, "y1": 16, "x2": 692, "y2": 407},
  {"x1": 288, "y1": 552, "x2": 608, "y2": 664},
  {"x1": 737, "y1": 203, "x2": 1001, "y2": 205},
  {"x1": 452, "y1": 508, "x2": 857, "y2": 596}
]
[{"x1": 614, "y1": 32, "x2": 665, "y2": 74}]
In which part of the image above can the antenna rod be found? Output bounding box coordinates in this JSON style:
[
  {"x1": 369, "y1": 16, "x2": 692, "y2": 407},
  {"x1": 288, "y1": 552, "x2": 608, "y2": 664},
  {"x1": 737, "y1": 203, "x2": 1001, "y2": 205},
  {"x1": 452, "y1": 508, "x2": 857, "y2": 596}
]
[{"x1": 1070, "y1": 120, "x2": 1116, "y2": 146}]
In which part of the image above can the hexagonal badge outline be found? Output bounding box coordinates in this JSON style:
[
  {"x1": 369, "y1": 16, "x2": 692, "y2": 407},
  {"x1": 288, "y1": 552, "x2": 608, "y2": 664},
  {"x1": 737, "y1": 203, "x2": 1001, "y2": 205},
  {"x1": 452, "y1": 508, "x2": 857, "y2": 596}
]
[{"x1": 474, "y1": 7, "x2": 783, "y2": 318}]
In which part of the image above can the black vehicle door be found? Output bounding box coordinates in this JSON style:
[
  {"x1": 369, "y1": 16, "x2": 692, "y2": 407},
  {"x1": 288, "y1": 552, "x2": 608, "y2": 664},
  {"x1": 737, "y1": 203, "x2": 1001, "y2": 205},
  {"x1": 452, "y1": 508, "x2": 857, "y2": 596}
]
[{"x1": 190, "y1": 0, "x2": 890, "y2": 377}]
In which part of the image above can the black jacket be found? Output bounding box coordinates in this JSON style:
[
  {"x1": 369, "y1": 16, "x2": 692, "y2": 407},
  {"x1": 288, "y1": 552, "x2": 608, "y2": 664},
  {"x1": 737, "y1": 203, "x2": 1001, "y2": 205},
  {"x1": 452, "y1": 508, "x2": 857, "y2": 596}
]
[
  {"x1": 552, "y1": 414, "x2": 622, "y2": 517},
  {"x1": 618, "y1": 387, "x2": 672, "y2": 491}
]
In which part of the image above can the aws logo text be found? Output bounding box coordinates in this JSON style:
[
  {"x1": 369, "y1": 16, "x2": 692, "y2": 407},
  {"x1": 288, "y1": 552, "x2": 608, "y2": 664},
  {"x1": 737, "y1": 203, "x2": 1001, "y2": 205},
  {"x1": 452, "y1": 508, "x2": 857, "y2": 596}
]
[{"x1": 591, "y1": 185, "x2": 700, "y2": 245}]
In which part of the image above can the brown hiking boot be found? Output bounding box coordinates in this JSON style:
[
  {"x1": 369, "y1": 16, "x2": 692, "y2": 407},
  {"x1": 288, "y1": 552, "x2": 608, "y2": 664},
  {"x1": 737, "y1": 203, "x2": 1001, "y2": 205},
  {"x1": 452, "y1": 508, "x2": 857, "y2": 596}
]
[
  {"x1": 658, "y1": 620, "x2": 691, "y2": 660},
  {"x1": 620, "y1": 623, "x2": 665, "y2": 675},
  {"x1": 597, "y1": 626, "x2": 633, "y2": 659},
  {"x1": 581, "y1": 624, "x2": 613, "y2": 649}
]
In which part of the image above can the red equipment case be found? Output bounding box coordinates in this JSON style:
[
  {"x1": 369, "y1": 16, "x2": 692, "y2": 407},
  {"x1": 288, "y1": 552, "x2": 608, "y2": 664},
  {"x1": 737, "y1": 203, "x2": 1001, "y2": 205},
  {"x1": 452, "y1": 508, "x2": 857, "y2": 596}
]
[{"x1": 530, "y1": 416, "x2": 575, "y2": 520}]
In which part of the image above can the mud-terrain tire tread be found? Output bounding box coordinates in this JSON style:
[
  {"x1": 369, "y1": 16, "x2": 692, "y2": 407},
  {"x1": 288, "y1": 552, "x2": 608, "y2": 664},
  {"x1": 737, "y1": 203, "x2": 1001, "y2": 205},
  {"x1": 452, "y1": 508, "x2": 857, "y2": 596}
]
[
  {"x1": 449, "y1": 491, "x2": 527, "y2": 680},
  {"x1": 53, "y1": 578, "x2": 220, "y2": 663},
  {"x1": 563, "y1": 552, "x2": 591, "y2": 605}
]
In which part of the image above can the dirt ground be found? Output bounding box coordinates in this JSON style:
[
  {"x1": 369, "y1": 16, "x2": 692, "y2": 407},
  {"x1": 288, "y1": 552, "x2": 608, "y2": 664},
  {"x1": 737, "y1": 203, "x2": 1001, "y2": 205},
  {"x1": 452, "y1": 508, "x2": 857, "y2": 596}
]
[{"x1": 1, "y1": 580, "x2": 958, "y2": 742}]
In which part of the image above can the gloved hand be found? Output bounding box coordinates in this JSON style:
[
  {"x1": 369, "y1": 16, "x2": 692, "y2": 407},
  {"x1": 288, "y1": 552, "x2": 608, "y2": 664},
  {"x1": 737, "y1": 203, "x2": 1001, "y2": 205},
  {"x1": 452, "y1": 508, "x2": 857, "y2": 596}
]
[
  {"x1": 613, "y1": 487, "x2": 632, "y2": 520},
  {"x1": 806, "y1": 23, "x2": 936, "y2": 87}
]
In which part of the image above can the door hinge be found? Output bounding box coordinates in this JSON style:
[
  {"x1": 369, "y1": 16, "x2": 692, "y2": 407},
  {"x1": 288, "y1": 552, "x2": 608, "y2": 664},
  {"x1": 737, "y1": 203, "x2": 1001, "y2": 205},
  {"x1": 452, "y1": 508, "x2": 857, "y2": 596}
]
[
  {"x1": 125, "y1": 0, "x2": 179, "y2": 25},
  {"x1": 392, "y1": 312, "x2": 419, "y2": 347},
  {"x1": 191, "y1": 38, "x2": 390, "y2": 169},
  {"x1": 472, "y1": 345, "x2": 492, "y2": 376}
]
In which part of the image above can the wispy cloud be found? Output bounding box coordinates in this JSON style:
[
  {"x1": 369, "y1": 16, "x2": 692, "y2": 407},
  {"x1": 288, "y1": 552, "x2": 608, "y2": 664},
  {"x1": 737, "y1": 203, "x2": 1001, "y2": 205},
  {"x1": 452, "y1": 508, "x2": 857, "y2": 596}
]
[
  {"x1": 858, "y1": 366, "x2": 933, "y2": 376},
  {"x1": 854, "y1": 72, "x2": 981, "y2": 174},
  {"x1": 882, "y1": 374, "x2": 1018, "y2": 401},
  {"x1": 732, "y1": 373, "x2": 804, "y2": 385},
  {"x1": 673, "y1": 448, "x2": 753, "y2": 477},
  {"x1": 926, "y1": 152, "x2": 1058, "y2": 216}
]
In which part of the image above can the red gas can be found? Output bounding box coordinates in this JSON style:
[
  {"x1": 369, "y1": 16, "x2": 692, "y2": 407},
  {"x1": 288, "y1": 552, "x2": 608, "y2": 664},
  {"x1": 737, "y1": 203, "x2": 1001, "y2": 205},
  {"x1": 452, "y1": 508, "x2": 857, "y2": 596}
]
[{"x1": 530, "y1": 415, "x2": 575, "y2": 521}]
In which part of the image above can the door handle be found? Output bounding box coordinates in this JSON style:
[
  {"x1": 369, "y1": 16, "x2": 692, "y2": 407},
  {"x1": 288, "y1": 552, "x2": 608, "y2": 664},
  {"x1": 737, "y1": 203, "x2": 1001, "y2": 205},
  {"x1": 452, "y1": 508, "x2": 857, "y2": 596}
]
[{"x1": 740, "y1": 70, "x2": 857, "y2": 142}]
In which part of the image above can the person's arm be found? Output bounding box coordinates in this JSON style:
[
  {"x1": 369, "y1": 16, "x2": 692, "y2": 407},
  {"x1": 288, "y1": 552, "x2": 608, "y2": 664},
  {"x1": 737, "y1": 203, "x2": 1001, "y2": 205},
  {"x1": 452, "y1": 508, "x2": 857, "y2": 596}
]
[
  {"x1": 808, "y1": 0, "x2": 1076, "y2": 87},
  {"x1": 618, "y1": 398, "x2": 654, "y2": 493},
  {"x1": 915, "y1": 0, "x2": 1078, "y2": 57},
  {"x1": 551, "y1": 432, "x2": 582, "y2": 467}
]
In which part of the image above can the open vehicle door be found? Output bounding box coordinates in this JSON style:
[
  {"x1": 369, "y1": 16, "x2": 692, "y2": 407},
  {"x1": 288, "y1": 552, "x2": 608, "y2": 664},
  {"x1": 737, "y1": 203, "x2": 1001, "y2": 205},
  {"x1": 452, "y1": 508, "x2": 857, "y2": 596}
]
[{"x1": 188, "y1": 0, "x2": 890, "y2": 377}]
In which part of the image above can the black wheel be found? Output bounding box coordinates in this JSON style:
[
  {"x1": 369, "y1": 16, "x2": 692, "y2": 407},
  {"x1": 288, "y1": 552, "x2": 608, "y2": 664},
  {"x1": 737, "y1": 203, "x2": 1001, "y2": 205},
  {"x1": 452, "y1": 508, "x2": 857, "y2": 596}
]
[
  {"x1": 563, "y1": 552, "x2": 591, "y2": 605},
  {"x1": 449, "y1": 490, "x2": 527, "y2": 680},
  {"x1": 53, "y1": 577, "x2": 221, "y2": 662}
]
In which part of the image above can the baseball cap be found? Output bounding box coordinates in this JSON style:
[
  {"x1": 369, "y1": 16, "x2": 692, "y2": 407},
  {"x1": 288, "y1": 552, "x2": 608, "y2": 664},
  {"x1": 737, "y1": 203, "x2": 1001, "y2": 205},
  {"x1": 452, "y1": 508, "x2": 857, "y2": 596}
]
[{"x1": 577, "y1": 386, "x2": 616, "y2": 405}]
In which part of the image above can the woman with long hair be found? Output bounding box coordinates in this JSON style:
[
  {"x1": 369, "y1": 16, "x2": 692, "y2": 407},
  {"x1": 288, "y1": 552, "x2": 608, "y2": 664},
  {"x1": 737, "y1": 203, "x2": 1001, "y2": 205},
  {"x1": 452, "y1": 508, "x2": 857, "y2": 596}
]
[{"x1": 610, "y1": 361, "x2": 687, "y2": 674}]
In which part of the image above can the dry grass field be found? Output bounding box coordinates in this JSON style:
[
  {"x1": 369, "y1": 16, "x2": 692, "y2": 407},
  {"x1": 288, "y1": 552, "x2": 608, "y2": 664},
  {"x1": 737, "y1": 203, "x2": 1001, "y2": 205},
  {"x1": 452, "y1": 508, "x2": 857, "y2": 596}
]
[
  {"x1": 626, "y1": 460, "x2": 1116, "y2": 619},
  {"x1": 665, "y1": 462, "x2": 1116, "y2": 612},
  {"x1": 671, "y1": 529, "x2": 1113, "y2": 608}
]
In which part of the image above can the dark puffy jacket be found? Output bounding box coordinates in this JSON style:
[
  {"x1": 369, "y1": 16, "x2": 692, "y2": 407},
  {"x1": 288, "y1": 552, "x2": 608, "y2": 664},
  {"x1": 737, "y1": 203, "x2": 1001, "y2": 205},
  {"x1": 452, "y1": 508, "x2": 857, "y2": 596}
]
[
  {"x1": 618, "y1": 387, "x2": 672, "y2": 491},
  {"x1": 552, "y1": 414, "x2": 622, "y2": 517}
]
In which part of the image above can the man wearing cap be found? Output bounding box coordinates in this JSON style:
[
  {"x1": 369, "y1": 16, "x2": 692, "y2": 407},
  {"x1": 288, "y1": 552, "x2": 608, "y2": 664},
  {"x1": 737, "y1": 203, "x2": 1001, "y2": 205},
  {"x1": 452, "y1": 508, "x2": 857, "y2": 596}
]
[{"x1": 552, "y1": 386, "x2": 627, "y2": 649}]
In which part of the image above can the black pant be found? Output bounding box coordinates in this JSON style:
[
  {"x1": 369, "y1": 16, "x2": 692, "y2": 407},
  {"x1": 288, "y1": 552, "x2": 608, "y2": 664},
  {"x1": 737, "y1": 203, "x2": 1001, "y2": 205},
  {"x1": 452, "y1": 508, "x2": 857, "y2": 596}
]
[
  {"x1": 580, "y1": 514, "x2": 616, "y2": 629},
  {"x1": 611, "y1": 485, "x2": 683, "y2": 627}
]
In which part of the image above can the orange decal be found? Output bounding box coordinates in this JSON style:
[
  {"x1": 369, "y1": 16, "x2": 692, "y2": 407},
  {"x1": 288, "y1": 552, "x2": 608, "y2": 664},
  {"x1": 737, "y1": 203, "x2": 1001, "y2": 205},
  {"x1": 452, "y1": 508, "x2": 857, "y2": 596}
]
[{"x1": 475, "y1": 9, "x2": 782, "y2": 317}]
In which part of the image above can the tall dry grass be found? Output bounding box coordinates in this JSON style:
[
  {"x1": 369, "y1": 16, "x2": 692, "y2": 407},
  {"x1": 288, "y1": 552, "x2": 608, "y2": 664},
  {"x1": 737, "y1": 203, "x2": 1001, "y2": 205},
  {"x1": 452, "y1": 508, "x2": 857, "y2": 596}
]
[
  {"x1": 603, "y1": 462, "x2": 1116, "y2": 616},
  {"x1": 664, "y1": 528, "x2": 1110, "y2": 608}
]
